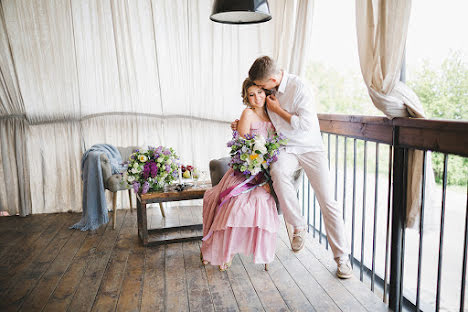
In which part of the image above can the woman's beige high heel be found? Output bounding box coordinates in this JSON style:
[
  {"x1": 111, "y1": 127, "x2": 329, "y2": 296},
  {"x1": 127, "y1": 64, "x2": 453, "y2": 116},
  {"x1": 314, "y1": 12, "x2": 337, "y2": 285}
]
[
  {"x1": 200, "y1": 252, "x2": 208, "y2": 266},
  {"x1": 219, "y1": 259, "x2": 232, "y2": 271}
]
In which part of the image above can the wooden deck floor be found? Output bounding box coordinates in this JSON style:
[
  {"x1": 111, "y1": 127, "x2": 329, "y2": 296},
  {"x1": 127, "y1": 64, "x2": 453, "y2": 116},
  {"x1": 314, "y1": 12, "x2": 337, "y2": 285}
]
[{"x1": 0, "y1": 205, "x2": 390, "y2": 312}]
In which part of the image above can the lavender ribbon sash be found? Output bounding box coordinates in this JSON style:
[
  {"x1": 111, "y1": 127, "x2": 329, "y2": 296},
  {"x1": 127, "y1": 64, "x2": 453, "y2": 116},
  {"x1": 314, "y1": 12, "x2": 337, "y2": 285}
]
[{"x1": 202, "y1": 174, "x2": 264, "y2": 242}]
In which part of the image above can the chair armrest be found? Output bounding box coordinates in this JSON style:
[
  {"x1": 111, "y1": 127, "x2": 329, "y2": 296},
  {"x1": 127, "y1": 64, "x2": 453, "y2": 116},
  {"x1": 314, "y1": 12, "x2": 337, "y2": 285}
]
[
  {"x1": 209, "y1": 157, "x2": 231, "y2": 186},
  {"x1": 100, "y1": 153, "x2": 113, "y2": 189}
]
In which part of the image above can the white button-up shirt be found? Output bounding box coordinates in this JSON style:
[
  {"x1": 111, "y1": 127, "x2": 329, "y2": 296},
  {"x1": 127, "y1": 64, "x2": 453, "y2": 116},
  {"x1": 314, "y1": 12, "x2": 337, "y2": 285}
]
[{"x1": 268, "y1": 71, "x2": 324, "y2": 154}]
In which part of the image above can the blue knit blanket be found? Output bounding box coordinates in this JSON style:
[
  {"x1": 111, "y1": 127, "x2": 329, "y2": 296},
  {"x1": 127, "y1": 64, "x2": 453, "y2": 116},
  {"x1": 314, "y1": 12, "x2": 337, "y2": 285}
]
[{"x1": 70, "y1": 144, "x2": 125, "y2": 231}]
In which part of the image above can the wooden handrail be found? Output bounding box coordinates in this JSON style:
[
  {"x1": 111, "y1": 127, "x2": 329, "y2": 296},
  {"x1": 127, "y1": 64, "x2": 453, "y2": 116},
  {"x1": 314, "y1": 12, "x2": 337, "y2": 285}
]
[{"x1": 317, "y1": 114, "x2": 468, "y2": 157}]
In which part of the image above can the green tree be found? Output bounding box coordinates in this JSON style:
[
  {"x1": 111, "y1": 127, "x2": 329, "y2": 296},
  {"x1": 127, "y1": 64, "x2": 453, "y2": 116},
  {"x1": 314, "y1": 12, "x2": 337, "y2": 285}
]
[
  {"x1": 408, "y1": 51, "x2": 468, "y2": 120},
  {"x1": 305, "y1": 62, "x2": 379, "y2": 115},
  {"x1": 409, "y1": 51, "x2": 468, "y2": 185}
]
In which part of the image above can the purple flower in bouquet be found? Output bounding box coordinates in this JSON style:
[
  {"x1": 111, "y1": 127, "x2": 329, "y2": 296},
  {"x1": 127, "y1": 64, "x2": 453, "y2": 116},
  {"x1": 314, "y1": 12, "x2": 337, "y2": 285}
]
[
  {"x1": 162, "y1": 148, "x2": 171, "y2": 156},
  {"x1": 150, "y1": 162, "x2": 158, "y2": 178},
  {"x1": 142, "y1": 181, "x2": 150, "y2": 194},
  {"x1": 133, "y1": 181, "x2": 140, "y2": 193}
]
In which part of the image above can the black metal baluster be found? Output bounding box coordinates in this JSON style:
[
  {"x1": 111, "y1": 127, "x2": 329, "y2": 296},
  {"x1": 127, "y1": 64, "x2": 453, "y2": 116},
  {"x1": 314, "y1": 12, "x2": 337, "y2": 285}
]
[
  {"x1": 384, "y1": 145, "x2": 393, "y2": 303},
  {"x1": 360, "y1": 140, "x2": 368, "y2": 281},
  {"x1": 302, "y1": 173, "x2": 305, "y2": 217},
  {"x1": 460, "y1": 183, "x2": 468, "y2": 312},
  {"x1": 326, "y1": 133, "x2": 331, "y2": 249},
  {"x1": 343, "y1": 137, "x2": 347, "y2": 222},
  {"x1": 314, "y1": 192, "x2": 317, "y2": 239},
  {"x1": 416, "y1": 151, "x2": 427, "y2": 311},
  {"x1": 371, "y1": 143, "x2": 379, "y2": 291},
  {"x1": 436, "y1": 154, "x2": 449, "y2": 311},
  {"x1": 352, "y1": 139, "x2": 357, "y2": 268},
  {"x1": 335, "y1": 135, "x2": 339, "y2": 202},
  {"x1": 307, "y1": 178, "x2": 310, "y2": 233}
]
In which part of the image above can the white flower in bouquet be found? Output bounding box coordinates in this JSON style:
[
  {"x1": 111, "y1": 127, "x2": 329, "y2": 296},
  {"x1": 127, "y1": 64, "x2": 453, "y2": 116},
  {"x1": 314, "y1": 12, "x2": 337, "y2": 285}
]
[
  {"x1": 127, "y1": 175, "x2": 135, "y2": 182},
  {"x1": 253, "y1": 136, "x2": 268, "y2": 154},
  {"x1": 138, "y1": 155, "x2": 148, "y2": 162},
  {"x1": 131, "y1": 167, "x2": 140, "y2": 174},
  {"x1": 157, "y1": 156, "x2": 164, "y2": 163}
]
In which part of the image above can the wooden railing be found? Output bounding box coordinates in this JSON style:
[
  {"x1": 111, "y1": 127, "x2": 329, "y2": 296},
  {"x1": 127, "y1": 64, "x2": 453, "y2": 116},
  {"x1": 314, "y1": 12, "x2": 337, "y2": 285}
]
[{"x1": 305, "y1": 114, "x2": 468, "y2": 312}]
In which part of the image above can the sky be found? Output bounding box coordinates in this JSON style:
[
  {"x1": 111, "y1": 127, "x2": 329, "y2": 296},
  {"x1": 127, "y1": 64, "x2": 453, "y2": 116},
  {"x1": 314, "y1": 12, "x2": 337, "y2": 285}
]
[{"x1": 308, "y1": 0, "x2": 468, "y2": 70}]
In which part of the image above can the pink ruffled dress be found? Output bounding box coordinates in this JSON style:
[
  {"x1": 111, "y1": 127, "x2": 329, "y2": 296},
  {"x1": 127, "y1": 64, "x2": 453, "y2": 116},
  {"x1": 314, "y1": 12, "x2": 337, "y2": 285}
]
[{"x1": 201, "y1": 121, "x2": 280, "y2": 265}]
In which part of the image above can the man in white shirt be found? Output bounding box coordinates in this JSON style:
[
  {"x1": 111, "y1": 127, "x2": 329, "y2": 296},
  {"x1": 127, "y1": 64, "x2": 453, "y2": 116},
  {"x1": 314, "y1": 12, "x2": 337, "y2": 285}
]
[{"x1": 243, "y1": 56, "x2": 352, "y2": 279}]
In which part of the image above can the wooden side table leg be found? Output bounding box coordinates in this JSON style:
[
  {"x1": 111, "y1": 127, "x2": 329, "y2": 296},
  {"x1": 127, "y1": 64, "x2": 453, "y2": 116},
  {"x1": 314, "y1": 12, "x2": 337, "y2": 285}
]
[
  {"x1": 136, "y1": 196, "x2": 148, "y2": 245},
  {"x1": 159, "y1": 202, "x2": 165, "y2": 218}
]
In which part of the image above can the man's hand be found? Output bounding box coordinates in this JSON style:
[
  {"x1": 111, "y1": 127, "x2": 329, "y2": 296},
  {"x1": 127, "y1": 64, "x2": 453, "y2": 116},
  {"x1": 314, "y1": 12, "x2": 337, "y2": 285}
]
[
  {"x1": 262, "y1": 183, "x2": 271, "y2": 194},
  {"x1": 231, "y1": 119, "x2": 239, "y2": 131},
  {"x1": 266, "y1": 94, "x2": 281, "y2": 114}
]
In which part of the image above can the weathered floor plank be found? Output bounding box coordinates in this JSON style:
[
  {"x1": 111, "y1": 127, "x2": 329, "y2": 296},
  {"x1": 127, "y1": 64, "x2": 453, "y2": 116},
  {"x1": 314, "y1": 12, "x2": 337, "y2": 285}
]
[
  {"x1": 66, "y1": 211, "x2": 128, "y2": 312},
  {"x1": 0, "y1": 209, "x2": 390, "y2": 312},
  {"x1": 90, "y1": 210, "x2": 136, "y2": 312},
  {"x1": 43, "y1": 217, "x2": 110, "y2": 311},
  {"x1": 1, "y1": 214, "x2": 76, "y2": 311},
  {"x1": 140, "y1": 245, "x2": 165, "y2": 312}
]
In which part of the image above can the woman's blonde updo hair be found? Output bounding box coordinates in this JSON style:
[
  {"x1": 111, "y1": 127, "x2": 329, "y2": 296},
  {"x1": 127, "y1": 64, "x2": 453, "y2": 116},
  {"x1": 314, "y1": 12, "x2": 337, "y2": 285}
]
[{"x1": 241, "y1": 77, "x2": 256, "y2": 107}]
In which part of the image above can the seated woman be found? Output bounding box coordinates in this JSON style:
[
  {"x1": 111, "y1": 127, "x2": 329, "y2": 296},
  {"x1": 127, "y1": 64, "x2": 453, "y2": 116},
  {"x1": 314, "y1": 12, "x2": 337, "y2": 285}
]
[{"x1": 201, "y1": 78, "x2": 281, "y2": 271}]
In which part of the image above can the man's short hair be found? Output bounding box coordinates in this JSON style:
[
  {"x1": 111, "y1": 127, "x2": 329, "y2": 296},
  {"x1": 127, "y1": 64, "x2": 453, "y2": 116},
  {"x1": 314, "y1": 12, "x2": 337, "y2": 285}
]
[{"x1": 248, "y1": 56, "x2": 279, "y2": 82}]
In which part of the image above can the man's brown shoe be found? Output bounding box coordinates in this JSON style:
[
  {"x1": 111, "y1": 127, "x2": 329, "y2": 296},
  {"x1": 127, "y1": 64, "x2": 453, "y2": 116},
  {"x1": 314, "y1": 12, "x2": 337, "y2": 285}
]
[{"x1": 291, "y1": 229, "x2": 306, "y2": 252}]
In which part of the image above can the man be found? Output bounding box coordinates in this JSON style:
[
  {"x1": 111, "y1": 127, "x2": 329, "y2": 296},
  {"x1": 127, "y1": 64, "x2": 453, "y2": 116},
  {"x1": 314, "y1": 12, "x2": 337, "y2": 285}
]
[{"x1": 233, "y1": 56, "x2": 352, "y2": 279}]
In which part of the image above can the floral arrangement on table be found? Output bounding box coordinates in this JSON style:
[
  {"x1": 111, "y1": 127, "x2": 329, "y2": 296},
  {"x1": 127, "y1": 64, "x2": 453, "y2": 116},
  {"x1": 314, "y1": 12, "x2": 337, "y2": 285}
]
[
  {"x1": 227, "y1": 131, "x2": 288, "y2": 182},
  {"x1": 125, "y1": 146, "x2": 180, "y2": 194}
]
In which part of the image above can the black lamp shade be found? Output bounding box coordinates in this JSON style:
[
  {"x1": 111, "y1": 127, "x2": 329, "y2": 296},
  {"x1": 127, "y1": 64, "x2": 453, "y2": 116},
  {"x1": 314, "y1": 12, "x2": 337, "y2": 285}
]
[{"x1": 210, "y1": 0, "x2": 272, "y2": 24}]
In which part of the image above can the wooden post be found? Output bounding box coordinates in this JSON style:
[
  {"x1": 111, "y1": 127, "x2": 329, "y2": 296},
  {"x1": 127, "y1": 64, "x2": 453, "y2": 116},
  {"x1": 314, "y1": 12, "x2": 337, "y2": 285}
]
[{"x1": 389, "y1": 126, "x2": 408, "y2": 312}]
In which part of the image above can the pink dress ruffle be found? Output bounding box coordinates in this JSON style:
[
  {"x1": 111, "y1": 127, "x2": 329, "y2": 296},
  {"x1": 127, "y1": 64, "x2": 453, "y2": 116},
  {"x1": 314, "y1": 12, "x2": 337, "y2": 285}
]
[{"x1": 201, "y1": 121, "x2": 280, "y2": 266}]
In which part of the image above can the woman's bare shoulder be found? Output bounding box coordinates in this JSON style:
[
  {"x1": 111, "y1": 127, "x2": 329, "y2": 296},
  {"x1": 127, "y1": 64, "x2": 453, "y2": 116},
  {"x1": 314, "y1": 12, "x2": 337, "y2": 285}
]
[{"x1": 240, "y1": 108, "x2": 255, "y2": 121}]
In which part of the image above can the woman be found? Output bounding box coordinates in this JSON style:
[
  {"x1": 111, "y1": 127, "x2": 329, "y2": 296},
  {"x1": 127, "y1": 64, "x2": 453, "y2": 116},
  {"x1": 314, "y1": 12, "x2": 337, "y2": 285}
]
[{"x1": 201, "y1": 78, "x2": 280, "y2": 271}]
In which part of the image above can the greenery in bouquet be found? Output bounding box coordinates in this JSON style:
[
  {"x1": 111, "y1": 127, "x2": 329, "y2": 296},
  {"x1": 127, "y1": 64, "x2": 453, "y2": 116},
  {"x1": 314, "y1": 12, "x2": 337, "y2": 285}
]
[
  {"x1": 125, "y1": 146, "x2": 179, "y2": 194},
  {"x1": 227, "y1": 131, "x2": 288, "y2": 181}
]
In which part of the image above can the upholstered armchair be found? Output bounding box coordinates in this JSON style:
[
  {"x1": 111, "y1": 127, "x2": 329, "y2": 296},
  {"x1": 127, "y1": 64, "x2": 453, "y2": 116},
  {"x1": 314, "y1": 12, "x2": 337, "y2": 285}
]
[{"x1": 100, "y1": 146, "x2": 136, "y2": 229}]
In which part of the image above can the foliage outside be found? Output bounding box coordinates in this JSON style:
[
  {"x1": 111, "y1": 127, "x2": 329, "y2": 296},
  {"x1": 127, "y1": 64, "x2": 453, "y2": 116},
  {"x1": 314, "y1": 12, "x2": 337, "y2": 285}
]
[{"x1": 305, "y1": 52, "x2": 467, "y2": 185}]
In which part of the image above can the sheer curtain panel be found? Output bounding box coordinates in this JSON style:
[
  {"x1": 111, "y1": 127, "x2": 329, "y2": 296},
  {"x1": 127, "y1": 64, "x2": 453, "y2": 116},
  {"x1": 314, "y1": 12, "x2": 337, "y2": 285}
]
[
  {"x1": 0, "y1": 0, "x2": 313, "y2": 215},
  {"x1": 356, "y1": 0, "x2": 436, "y2": 229}
]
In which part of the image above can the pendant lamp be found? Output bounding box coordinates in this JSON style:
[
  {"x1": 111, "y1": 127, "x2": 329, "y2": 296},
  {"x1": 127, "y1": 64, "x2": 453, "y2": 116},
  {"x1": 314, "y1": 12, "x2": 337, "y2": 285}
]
[{"x1": 210, "y1": 0, "x2": 272, "y2": 24}]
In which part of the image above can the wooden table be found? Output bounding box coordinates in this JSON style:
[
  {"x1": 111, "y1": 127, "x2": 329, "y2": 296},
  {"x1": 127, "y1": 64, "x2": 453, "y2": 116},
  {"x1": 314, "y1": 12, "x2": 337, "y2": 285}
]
[{"x1": 136, "y1": 182, "x2": 211, "y2": 246}]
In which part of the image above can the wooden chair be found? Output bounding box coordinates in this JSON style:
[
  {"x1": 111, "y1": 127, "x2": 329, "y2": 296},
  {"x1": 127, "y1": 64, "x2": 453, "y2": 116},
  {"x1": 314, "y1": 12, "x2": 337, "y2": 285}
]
[{"x1": 100, "y1": 146, "x2": 166, "y2": 229}]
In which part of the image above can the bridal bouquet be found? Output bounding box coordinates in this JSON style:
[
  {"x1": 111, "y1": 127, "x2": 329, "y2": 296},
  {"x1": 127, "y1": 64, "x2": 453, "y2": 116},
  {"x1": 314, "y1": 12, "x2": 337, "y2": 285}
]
[
  {"x1": 125, "y1": 146, "x2": 179, "y2": 194},
  {"x1": 227, "y1": 131, "x2": 288, "y2": 181}
]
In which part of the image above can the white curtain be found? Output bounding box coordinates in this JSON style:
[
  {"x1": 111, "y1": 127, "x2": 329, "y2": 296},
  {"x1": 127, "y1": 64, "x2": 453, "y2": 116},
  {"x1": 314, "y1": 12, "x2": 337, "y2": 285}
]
[
  {"x1": 0, "y1": 0, "x2": 311, "y2": 215},
  {"x1": 0, "y1": 2, "x2": 31, "y2": 216},
  {"x1": 271, "y1": 0, "x2": 315, "y2": 76},
  {"x1": 356, "y1": 0, "x2": 436, "y2": 229}
]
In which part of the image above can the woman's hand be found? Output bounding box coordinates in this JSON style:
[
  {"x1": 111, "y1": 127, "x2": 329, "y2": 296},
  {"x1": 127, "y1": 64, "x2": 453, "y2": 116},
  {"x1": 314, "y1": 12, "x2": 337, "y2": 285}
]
[{"x1": 262, "y1": 183, "x2": 271, "y2": 194}]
